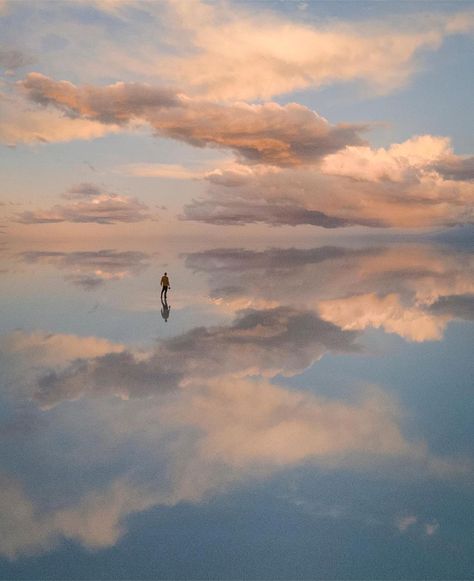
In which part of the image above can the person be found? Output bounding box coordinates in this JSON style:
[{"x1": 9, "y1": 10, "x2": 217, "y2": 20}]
[{"x1": 160, "y1": 272, "x2": 170, "y2": 300}]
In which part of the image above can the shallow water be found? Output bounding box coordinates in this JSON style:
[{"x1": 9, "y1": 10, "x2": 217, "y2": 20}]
[{"x1": 0, "y1": 235, "x2": 473, "y2": 578}]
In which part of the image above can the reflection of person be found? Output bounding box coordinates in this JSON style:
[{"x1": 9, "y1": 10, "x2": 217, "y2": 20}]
[
  {"x1": 161, "y1": 298, "x2": 171, "y2": 322},
  {"x1": 160, "y1": 272, "x2": 170, "y2": 300}
]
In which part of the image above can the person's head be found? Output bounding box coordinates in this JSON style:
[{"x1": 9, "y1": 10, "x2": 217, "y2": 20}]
[{"x1": 164, "y1": 272, "x2": 167, "y2": 275}]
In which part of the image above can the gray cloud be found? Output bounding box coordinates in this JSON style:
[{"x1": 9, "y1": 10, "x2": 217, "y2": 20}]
[
  {"x1": 183, "y1": 198, "x2": 354, "y2": 227},
  {"x1": 183, "y1": 165, "x2": 474, "y2": 229},
  {"x1": 19, "y1": 249, "x2": 151, "y2": 289},
  {"x1": 428, "y1": 294, "x2": 474, "y2": 320},
  {"x1": 16, "y1": 184, "x2": 151, "y2": 225},
  {"x1": 20, "y1": 73, "x2": 179, "y2": 123},
  {"x1": 19, "y1": 73, "x2": 367, "y2": 166},
  {"x1": 33, "y1": 307, "x2": 359, "y2": 408},
  {"x1": 62, "y1": 182, "x2": 104, "y2": 199},
  {"x1": 431, "y1": 156, "x2": 474, "y2": 181},
  {"x1": 185, "y1": 245, "x2": 383, "y2": 300},
  {"x1": 0, "y1": 47, "x2": 32, "y2": 72},
  {"x1": 185, "y1": 245, "x2": 382, "y2": 297}
]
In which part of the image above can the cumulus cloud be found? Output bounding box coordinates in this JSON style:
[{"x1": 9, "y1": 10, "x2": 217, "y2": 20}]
[
  {"x1": 16, "y1": 183, "x2": 151, "y2": 225},
  {"x1": 13, "y1": 307, "x2": 359, "y2": 408},
  {"x1": 183, "y1": 136, "x2": 474, "y2": 228},
  {"x1": 160, "y1": 1, "x2": 474, "y2": 99},
  {"x1": 19, "y1": 248, "x2": 151, "y2": 289},
  {"x1": 185, "y1": 243, "x2": 474, "y2": 341},
  {"x1": 320, "y1": 135, "x2": 454, "y2": 182},
  {"x1": 19, "y1": 73, "x2": 367, "y2": 166},
  {"x1": 10, "y1": 76, "x2": 474, "y2": 227},
  {"x1": 318, "y1": 293, "x2": 449, "y2": 342}
]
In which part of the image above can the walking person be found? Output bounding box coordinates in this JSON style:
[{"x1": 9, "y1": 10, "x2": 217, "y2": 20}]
[{"x1": 160, "y1": 272, "x2": 170, "y2": 300}]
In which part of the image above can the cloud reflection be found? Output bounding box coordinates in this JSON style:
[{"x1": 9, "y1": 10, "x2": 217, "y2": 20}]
[
  {"x1": 1, "y1": 239, "x2": 472, "y2": 560},
  {"x1": 185, "y1": 243, "x2": 474, "y2": 341}
]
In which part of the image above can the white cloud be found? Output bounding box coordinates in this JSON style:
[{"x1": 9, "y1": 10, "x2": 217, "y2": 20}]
[
  {"x1": 318, "y1": 293, "x2": 449, "y2": 342},
  {"x1": 159, "y1": 1, "x2": 474, "y2": 99}
]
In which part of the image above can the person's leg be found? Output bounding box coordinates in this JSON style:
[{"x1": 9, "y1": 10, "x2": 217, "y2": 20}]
[{"x1": 164, "y1": 286, "x2": 168, "y2": 300}]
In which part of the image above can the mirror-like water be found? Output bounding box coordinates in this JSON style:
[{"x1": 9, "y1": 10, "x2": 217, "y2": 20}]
[{"x1": 1, "y1": 237, "x2": 473, "y2": 578}]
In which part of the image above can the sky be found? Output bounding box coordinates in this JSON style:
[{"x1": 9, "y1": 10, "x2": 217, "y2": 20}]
[{"x1": 0, "y1": 1, "x2": 473, "y2": 579}]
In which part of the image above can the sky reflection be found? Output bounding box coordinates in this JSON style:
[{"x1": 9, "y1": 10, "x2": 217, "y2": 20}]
[{"x1": 1, "y1": 237, "x2": 473, "y2": 578}]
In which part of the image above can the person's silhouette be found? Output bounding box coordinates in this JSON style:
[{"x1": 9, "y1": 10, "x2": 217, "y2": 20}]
[
  {"x1": 161, "y1": 298, "x2": 171, "y2": 322},
  {"x1": 160, "y1": 272, "x2": 170, "y2": 300}
]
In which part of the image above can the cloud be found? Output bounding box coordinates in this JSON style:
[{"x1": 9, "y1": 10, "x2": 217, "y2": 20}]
[
  {"x1": 0, "y1": 473, "x2": 155, "y2": 559},
  {"x1": 19, "y1": 73, "x2": 367, "y2": 165},
  {"x1": 18, "y1": 306, "x2": 359, "y2": 408},
  {"x1": 119, "y1": 163, "x2": 205, "y2": 180},
  {"x1": 0, "y1": 330, "x2": 126, "y2": 401},
  {"x1": 428, "y1": 294, "x2": 474, "y2": 320},
  {"x1": 62, "y1": 182, "x2": 104, "y2": 199},
  {"x1": 395, "y1": 514, "x2": 440, "y2": 537},
  {"x1": 159, "y1": 1, "x2": 474, "y2": 99},
  {"x1": 7, "y1": 1, "x2": 474, "y2": 103},
  {"x1": 318, "y1": 293, "x2": 449, "y2": 342},
  {"x1": 396, "y1": 514, "x2": 418, "y2": 532},
  {"x1": 9, "y1": 75, "x2": 474, "y2": 227},
  {"x1": 16, "y1": 184, "x2": 151, "y2": 225},
  {"x1": 183, "y1": 136, "x2": 474, "y2": 228},
  {"x1": 184, "y1": 244, "x2": 474, "y2": 341},
  {"x1": 19, "y1": 248, "x2": 151, "y2": 289},
  {"x1": 0, "y1": 330, "x2": 125, "y2": 367},
  {"x1": 431, "y1": 156, "x2": 474, "y2": 181},
  {"x1": 19, "y1": 73, "x2": 179, "y2": 123},
  {"x1": 163, "y1": 378, "x2": 413, "y2": 469},
  {"x1": 0, "y1": 377, "x2": 420, "y2": 560},
  {"x1": 0, "y1": 91, "x2": 121, "y2": 146},
  {"x1": 0, "y1": 47, "x2": 31, "y2": 73},
  {"x1": 184, "y1": 198, "x2": 355, "y2": 227},
  {"x1": 0, "y1": 318, "x2": 467, "y2": 559},
  {"x1": 320, "y1": 135, "x2": 453, "y2": 182},
  {"x1": 424, "y1": 520, "x2": 440, "y2": 536}
]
